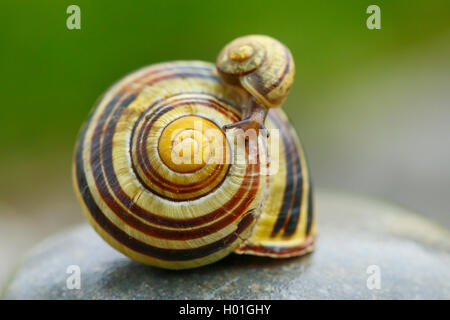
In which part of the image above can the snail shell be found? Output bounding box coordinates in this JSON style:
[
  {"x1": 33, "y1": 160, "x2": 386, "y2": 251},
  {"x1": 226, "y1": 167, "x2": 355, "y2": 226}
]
[
  {"x1": 73, "y1": 43, "x2": 314, "y2": 270},
  {"x1": 216, "y1": 35, "x2": 294, "y2": 109}
]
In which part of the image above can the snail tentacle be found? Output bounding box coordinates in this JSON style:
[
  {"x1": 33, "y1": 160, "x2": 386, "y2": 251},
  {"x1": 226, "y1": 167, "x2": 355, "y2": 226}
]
[{"x1": 222, "y1": 98, "x2": 269, "y2": 137}]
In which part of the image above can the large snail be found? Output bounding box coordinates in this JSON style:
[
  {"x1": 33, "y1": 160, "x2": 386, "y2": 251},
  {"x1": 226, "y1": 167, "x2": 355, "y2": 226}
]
[{"x1": 73, "y1": 35, "x2": 316, "y2": 270}]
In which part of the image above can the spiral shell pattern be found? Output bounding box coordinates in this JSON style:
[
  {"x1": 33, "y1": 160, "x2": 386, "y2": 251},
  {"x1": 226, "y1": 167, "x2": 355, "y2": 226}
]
[{"x1": 74, "y1": 61, "x2": 315, "y2": 269}]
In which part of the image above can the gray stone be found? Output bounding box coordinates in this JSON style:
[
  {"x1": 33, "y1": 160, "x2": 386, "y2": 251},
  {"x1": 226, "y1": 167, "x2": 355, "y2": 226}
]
[{"x1": 2, "y1": 191, "x2": 450, "y2": 299}]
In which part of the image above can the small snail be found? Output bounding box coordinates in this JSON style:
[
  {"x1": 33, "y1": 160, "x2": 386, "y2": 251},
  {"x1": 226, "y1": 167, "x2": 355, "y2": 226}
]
[
  {"x1": 73, "y1": 35, "x2": 315, "y2": 270},
  {"x1": 216, "y1": 35, "x2": 294, "y2": 134}
]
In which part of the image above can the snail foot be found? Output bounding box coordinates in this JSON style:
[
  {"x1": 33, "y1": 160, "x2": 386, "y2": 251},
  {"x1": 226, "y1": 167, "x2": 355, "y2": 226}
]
[{"x1": 223, "y1": 119, "x2": 270, "y2": 138}]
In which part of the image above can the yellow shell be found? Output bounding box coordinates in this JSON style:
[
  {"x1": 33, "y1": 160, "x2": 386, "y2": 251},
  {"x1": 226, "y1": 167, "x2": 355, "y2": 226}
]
[
  {"x1": 216, "y1": 35, "x2": 295, "y2": 109},
  {"x1": 73, "y1": 49, "x2": 314, "y2": 270}
]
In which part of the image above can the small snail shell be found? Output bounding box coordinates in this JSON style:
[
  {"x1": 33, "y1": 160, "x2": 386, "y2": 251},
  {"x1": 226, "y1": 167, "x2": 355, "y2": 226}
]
[
  {"x1": 73, "y1": 37, "x2": 315, "y2": 270},
  {"x1": 216, "y1": 35, "x2": 294, "y2": 110}
]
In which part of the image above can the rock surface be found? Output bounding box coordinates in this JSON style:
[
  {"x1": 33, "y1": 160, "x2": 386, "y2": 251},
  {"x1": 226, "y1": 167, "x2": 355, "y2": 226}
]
[{"x1": 2, "y1": 191, "x2": 450, "y2": 299}]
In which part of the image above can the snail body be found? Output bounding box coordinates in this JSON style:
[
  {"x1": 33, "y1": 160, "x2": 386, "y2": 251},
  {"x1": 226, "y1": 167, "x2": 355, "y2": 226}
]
[{"x1": 73, "y1": 36, "x2": 315, "y2": 270}]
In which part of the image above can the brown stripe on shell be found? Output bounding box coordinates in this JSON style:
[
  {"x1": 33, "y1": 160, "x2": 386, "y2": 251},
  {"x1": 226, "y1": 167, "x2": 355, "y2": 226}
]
[
  {"x1": 237, "y1": 236, "x2": 315, "y2": 258},
  {"x1": 244, "y1": 45, "x2": 292, "y2": 105},
  {"x1": 264, "y1": 46, "x2": 292, "y2": 95},
  {"x1": 268, "y1": 110, "x2": 304, "y2": 237},
  {"x1": 119, "y1": 64, "x2": 216, "y2": 94}
]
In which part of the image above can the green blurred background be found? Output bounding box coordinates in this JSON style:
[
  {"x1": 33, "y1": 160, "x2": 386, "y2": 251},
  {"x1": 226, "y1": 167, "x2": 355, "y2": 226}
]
[{"x1": 1, "y1": 0, "x2": 449, "y2": 283}]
